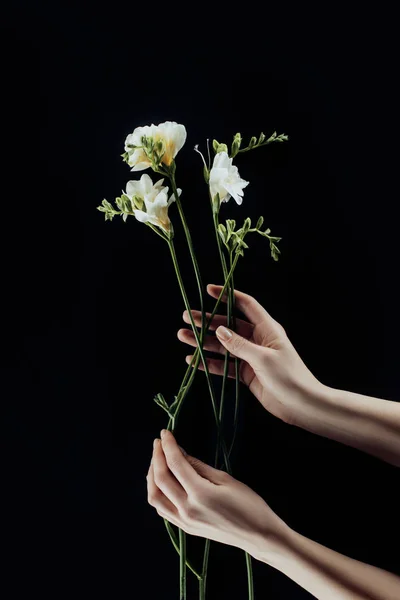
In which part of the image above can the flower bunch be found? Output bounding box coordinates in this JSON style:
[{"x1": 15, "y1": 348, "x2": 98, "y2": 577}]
[{"x1": 97, "y1": 121, "x2": 288, "y2": 600}]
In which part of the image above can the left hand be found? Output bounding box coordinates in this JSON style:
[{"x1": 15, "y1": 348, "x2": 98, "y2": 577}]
[{"x1": 146, "y1": 429, "x2": 288, "y2": 558}]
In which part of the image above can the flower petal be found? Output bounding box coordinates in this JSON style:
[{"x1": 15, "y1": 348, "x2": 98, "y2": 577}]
[{"x1": 133, "y1": 210, "x2": 150, "y2": 223}]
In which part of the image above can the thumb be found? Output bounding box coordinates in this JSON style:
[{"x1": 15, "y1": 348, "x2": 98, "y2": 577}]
[
  {"x1": 215, "y1": 325, "x2": 260, "y2": 363},
  {"x1": 181, "y1": 449, "x2": 227, "y2": 485}
]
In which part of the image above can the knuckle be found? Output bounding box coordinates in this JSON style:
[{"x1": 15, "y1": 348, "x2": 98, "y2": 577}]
[
  {"x1": 232, "y1": 335, "x2": 246, "y2": 354},
  {"x1": 218, "y1": 471, "x2": 231, "y2": 484},
  {"x1": 166, "y1": 453, "x2": 181, "y2": 472},
  {"x1": 147, "y1": 491, "x2": 159, "y2": 506},
  {"x1": 183, "y1": 503, "x2": 200, "y2": 521},
  {"x1": 153, "y1": 465, "x2": 168, "y2": 485}
]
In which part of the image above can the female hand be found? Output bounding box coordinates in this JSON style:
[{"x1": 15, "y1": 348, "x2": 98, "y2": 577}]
[
  {"x1": 147, "y1": 429, "x2": 288, "y2": 559},
  {"x1": 178, "y1": 284, "x2": 325, "y2": 426}
]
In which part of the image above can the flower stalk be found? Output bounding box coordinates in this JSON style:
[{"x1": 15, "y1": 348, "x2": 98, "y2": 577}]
[{"x1": 98, "y1": 121, "x2": 288, "y2": 600}]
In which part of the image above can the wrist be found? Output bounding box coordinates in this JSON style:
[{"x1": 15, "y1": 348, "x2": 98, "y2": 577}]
[
  {"x1": 289, "y1": 377, "x2": 335, "y2": 433},
  {"x1": 250, "y1": 521, "x2": 298, "y2": 568}
]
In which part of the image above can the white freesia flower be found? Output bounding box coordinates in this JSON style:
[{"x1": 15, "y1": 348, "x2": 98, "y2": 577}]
[
  {"x1": 124, "y1": 121, "x2": 187, "y2": 171},
  {"x1": 209, "y1": 151, "x2": 249, "y2": 205},
  {"x1": 125, "y1": 174, "x2": 181, "y2": 233}
]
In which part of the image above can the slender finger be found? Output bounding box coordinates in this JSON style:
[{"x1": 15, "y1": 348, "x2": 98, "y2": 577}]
[
  {"x1": 178, "y1": 329, "x2": 226, "y2": 355},
  {"x1": 183, "y1": 309, "x2": 253, "y2": 337},
  {"x1": 159, "y1": 430, "x2": 201, "y2": 492},
  {"x1": 207, "y1": 284, "x2": 272, "y2": 326},
  {"x1": 147, "y1": 460, "x2": 179, "y2": 516},
  {"x1": 152, "y1": 439, "x2": 187, "y2": 507},
  {"x1": 185, "y1": 355, "x2": 237, "y2": 379}
]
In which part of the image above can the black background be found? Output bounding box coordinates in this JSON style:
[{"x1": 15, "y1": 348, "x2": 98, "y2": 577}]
[{"x1": 2, "y1": 4, "x2": 399, "y2": 599}]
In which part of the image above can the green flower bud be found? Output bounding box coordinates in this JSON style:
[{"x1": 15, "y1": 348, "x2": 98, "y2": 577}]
[
  {"x1": 256, "y1": 216, "x2": 264, "y2": 229},
  {"x1": 212, "y1": 193, "x2": 221, "y2": 214},
  {"x1": 218, "y1": 223, "x2": 227, "y2": 243},
  {"x1": 258, "y1": 132, "x2": 265, "y2": 144},
  {"x1": 132, "y1": 195, "x2": 144, "y2": 210},
  {"x1": 243, "y1": 217, "x2": 251, "y2": 233},
  {"x1": 249, "y1": 136, "x2": 257, "y2": 147},
  {"x1": 231, "y1": 132, "x2": 242, "y2": 157}
]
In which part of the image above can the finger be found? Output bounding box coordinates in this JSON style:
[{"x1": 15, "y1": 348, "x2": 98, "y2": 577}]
[
  {"x1": 215, "y1": 326, "x2": 263, "y2": 364},
  {"x1": 147, "y1": 460, "x2": 179, "y2": 516},
  {"x1": 160, "y1": 430, "x2": 200, "y2": 492},
  {"x1": 184, "y1": 453, "x2": 228, "y2": 485},
  {"x1": 185, "y1": 355, "x2": 237, "y2": 379},
  {"x1": 182, "y1": 309, "x2": 253, "y2": 337},
  {"x1": 207, "y1": 284, "x2": 271, "y2": 326},
  {"x1": 178, "y1": 329, "x2": 226, "y2": 355},
  {"x1": 152, "y1": 439, "x2": 187, "y2": 506}
]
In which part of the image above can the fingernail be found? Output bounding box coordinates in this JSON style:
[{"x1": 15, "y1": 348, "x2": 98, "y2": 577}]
[
  {"x1": 216, "y1": 326, "x2": 232, "y2": 341},
  {"x1": 178, "y1": 445, "x2": 188, "y2": 457},
  {"x1": 160, "y1": 429, "x2": 167, "y2": 439},
  {"x1": 182, "y1": 310, "x2": 188, "y2": 320},
  {"x1": 153, "y1": 438, "x2": 159, "y2": 449}
]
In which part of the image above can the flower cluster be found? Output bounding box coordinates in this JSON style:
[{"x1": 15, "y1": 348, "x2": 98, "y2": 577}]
[
  {"x1": 98, "y1": 121, "x2": 288, "y2": 254},
  {"x1": 122, "y1": 121, "x2": 187, "y2": 171}
]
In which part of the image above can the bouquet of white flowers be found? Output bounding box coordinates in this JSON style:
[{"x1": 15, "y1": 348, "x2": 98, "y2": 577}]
[{"x1": 98, "y1": 122, "x2": 288, "y2": 599}]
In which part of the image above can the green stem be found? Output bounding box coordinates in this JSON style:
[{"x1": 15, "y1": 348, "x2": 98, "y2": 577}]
[
  {"x1": 169, "y1": 172, "x2": 206, "y2": 337},
  {"x1": 212, "y1": 211, "x2": 255, "y2": 600},
  {"x1": 229, "y1": 252, "x2": 240, "y2": 457},
  {"x1": 167, "y1": 253, "x2": 240, "y2": 432},
  {"x1": 179, "y1": 527, "x2": 187, "y2": 600},
  {"x1": 246, "y1": 553, "x2": 255, "y2": 600},
  {"x1": 199, "y1": 539, "x2": 210, "y2": 600},
  {"x1": 168, "y1": 240, "x2": 230, "y2": 471},
  {"x1": 164, "y1": 519, "x2": 201, "y2": 580},
  {"x1": 212, "y1": 211, "x2": 231, "y2": 438}
]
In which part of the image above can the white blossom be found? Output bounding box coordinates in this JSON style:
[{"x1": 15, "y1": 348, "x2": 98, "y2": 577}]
[
  {"x1": 124, "y1": 121, "x2": 187, "y2": 171},
  {"x1": 125, "y1": 174, "x2": 180, "y2": 233},
  {"x1": 209, "y1": 152, "x2": 249, "y2": 205}
]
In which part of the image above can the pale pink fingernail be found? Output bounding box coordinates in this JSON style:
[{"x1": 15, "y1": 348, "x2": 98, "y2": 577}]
[{"x1": 216, "y1": 326, "x2": 232, "y2": 342}]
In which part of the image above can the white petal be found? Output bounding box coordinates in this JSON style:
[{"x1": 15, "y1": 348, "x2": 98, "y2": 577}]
[
  {"x1": 154, "y1": 178, "x2": 165, "y2": 189},
  {"x1": 134, "y1": 210, "x2": 150, "y2": 223},
  {"x1": 140, "y1": 174, "x2": 154, "y2": 195},
  {"x1": 131, "y1": 162, "x2": 151, "y2": 172},
  {"x1": 212, "y1": 151, "x2": 231, "y2": 170},
  {"x1": 126, "y1": 180, "x2": 142, "y2": 198},
  {"x1": 157, "y1": 121, "x2": 187, "y2": 157},
  {"x1": 168, "y1": 187, "x2": 181, "y2": 206},
  {"x1": 152, "y1": 190, "x2": 169, "y2": 209}
]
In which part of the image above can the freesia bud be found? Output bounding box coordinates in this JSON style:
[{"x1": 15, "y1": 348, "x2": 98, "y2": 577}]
[{"x1": 231, "y1": 132, "x2": 242, "y2": 157}]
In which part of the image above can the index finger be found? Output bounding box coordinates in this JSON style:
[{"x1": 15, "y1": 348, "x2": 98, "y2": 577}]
[
  {"x1": 207, "y1": 284, "x2": 270, "y2": 326},
  {"x1": 160, "y1": 430, "x2": 200, "y2": 492}
]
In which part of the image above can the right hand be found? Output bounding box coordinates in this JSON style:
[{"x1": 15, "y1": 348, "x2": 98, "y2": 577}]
[{"x1": 178, "y1": 284, "x2": 325, "y2": 426}]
